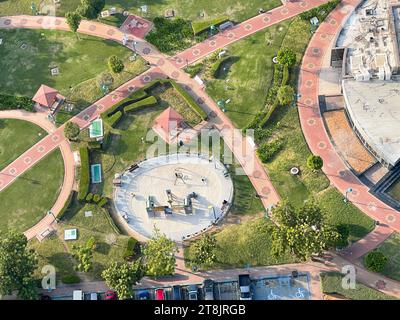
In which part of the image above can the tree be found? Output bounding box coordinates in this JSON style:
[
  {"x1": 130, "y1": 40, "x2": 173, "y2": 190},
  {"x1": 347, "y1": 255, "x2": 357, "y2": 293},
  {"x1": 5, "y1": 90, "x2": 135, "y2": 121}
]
[
  {"x1": 307, "y1": 154, "x2": 324, "y2": 171},
  {"x1": 335, "y1": 224, "x2": 350, "y2": 248},
  {"x1": 65, "y1": 11, "x2": 82, "y2": 38},
  {"x1": 0, "y1": 231, "x2": 38, "y2": 300},
  {"x1": 108, "y1": 55, "x2": 125, "y2": 74},
  {"x1": 72, "y1": 237, "x2": 96, "y2": 272},
  {"x1": 142, "y1": 228, "x2": 178, "y2": 277},
  {"x1": 277, "y1": 48, "x2": 296, "y2": 67},
  {"x1": 364, "y1": 251, "x2": 387, "y2": 273},
  {"x1": 277, "y1": 85, "x2": 295, "y2": 106},
  {"x1": 191, "y1": 234, "x2": 218, "y2": 266},
  {"x1": 101, "y1": 261, "x2": 142, "y2": 300},
  {"x1": 76, "y1": 0, "x2": 105, "y2": 19},
  {"x1": 64, "y1": 121, "x2": 80, "y2": 140},
  {"x1": 271, "y1": 201, "x2": 340, "y2": 261}
]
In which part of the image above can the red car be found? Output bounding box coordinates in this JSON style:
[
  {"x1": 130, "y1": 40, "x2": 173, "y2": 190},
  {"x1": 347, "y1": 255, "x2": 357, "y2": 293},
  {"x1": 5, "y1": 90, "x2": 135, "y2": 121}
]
[
  {"x1": 105, "y1": 290, "x2": 118, "y2": 300},
  {"x1": 155, "y1": 288, "x2": 165, "y2": 300}
]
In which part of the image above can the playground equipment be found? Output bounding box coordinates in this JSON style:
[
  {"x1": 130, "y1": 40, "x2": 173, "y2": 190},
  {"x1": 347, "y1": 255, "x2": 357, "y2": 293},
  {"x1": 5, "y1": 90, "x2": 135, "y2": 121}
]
[{"x1": 128, "y1": 163, "x2": 139, "y2": 172}]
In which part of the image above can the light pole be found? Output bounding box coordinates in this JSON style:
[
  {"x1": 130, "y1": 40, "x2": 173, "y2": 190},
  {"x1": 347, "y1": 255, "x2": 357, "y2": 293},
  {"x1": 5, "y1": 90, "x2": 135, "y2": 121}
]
[
  {"x1": 132, "y1": 41, "x2": 138, "y2": 53},
  {"x1": 208, "y1": 205, "x2": 217, "y2": 222},
  {"x1": 47, "y1": 210, "x2": 57, "y2": 223},
  {"x1": 344, "y1": 187, "x2": 353, "y2": 203}
]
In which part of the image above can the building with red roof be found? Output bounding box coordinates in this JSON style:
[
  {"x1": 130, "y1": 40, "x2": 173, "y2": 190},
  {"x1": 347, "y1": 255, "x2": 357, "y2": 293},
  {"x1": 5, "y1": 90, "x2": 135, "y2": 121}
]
[
  {"x1": 32, "y1": 84, "x2": 65, "y2": 112},
  {"x1": 153, "y1": 107, "x2": 185, "y2": 143}
]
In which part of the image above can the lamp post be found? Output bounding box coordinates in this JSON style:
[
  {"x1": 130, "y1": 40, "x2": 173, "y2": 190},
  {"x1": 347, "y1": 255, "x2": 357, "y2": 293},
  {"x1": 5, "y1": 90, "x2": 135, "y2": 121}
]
[
  {"x1": 208, "y1": 205, "x2": 217, "y2": 222},
  {"x1": 47, "y1": 210, "x2": 57, "y2": 223},
  {"x1": 132, "y1": 41, "x2": 138, "y2": 53},
  {"x1": 344, "y1": 187, "x2": 353, "y2": 203},
  {"x1": 31, "y1": 2, "x2": 37, "y2": 15},
  {"x1": 217, "y1": 99, "x2": 226, "y2": 112}
]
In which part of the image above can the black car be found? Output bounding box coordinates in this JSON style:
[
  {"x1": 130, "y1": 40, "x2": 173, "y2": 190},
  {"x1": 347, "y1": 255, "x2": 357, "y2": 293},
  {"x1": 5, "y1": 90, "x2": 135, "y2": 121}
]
[{"x1": 203, "y1": 279, "x2": 214, "y2": 300}]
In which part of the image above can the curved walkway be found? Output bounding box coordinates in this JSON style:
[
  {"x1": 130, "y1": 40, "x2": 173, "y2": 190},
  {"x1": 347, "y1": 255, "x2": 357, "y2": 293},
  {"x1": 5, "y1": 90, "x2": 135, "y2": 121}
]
[
  {"x1": 298, "y1": 0, "x2": 400, "y2": 262},
  {"x1": 0, "y1": 110, "x2": 75, "y2": 240}
]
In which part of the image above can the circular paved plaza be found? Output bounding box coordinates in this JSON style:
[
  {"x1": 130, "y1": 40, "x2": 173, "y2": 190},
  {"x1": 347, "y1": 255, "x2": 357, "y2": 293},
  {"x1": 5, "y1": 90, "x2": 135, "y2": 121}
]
[{"x1": 113, "y1": 154, "x2": 234, "y2": 241}]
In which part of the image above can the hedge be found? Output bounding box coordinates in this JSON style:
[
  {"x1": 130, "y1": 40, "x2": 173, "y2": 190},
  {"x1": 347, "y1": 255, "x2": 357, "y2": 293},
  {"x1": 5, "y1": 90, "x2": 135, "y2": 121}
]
[
  {"x1": 101, "y1": 90, "x2": 149, "y2": 120},
  {"x1": 104, "y1": 110, "x2": 123, "y2": 128},
  {"x1": 169, "y1": 80, "x2": 207, "y2": 120},
  {"x1": 191, "y1": 16, "x2": 229, "y2": 35},
  {"x1": 124, "y1": 96, "x2": 157, "y2": 113},
  {"x1": 257, "y1": 139, "x2": 284, "y2": 163},
  {"x1": 0, "y1": 93, "x2": 35, "y2": 112},
  {"x1": 88, "y1": 140, "x2": 102, "y2": 150},
  {"x1": 98, "y1": 197, "x2": 108, "y2": 207},
  {"x1": 93, "y1": 194, "x2": 101, "y2": 203},
  {"x1": 78, "y1": 147, "x2": 90, "y2": 201}
]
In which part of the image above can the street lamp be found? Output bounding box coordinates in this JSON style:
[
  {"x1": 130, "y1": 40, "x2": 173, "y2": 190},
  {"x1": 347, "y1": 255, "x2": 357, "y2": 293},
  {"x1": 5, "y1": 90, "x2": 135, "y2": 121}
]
[
  {"x1": 132, "y1": 41, "x2": 138, "y2": 53},
  {"x1": 217, "y1": 99, "x2": 226, "y2": 112},
  {"x1": 208, "y1": 205, "x2": 217, "y2": 222},
  {"x1": 344, "y1": 187, "x2": 353, "y2": 203},
  {"x1": 47, "y1": 210, "x2": 57, "y2": 223}
]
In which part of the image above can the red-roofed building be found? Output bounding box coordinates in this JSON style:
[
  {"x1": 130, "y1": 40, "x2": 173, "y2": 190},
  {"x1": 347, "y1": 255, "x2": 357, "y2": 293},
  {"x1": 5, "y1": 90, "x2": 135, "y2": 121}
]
[
  {"x1": 32, "y1": 84, "x2": 65, "y2": 112},
  {"x1": 153, "y1": 107, "x2": 185, "y2": 143}
]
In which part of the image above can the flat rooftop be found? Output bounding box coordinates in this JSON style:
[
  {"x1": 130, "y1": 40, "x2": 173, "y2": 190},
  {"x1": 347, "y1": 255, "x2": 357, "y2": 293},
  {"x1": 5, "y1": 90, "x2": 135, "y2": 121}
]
[{"x1": 342, "y1": 79, "x2": 400, "y2": 167}]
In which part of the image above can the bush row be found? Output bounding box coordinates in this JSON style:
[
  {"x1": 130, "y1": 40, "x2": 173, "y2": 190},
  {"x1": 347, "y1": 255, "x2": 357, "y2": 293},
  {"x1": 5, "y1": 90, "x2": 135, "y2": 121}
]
[
  {"x1": 0, "y1": 93, "x2": 35, "y2": 112},
  {"x1": 124, "y1": 96, "x2": 157, "y2": 113},
  {"x1": 78, "y1": 147, "x2": 90, "y2": 201},
  {"x1": 85, "y1": 192, "x2": 108, "y2": 207},
  {"x1": 169, "y1": 80, "x2": 207, "y2": 120},
  {"x1": 257, "y1": 138, "x2": 285, "y2": 163},
  {"x1": 299, "y1": 0, "x2": 341, "y2": 22},
  {"x1": 191, "y1": 16, "x2": 229, "y2": 35}
]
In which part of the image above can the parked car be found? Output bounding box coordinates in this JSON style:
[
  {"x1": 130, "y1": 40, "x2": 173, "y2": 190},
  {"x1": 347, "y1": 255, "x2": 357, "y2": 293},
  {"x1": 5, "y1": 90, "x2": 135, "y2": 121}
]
[
  {"x1": 155, "y1": 288, "x2": 165, "y2": 300},
  {"x1": 238, "y1": 274, "x2": 252, "y2": 300},
  {"x1": 138, "y1": 290, "x2": 150, "y2": 300},
  {"x1": 187, "y1": 284, "x2": 198, "y2": 300},
  {"x1": 72, "y1": 290, "x2": 84, "y2": 300},
  {"x1": 203, "y1": 279, "x2": 214, "y2": 300},
  {"x1": 89, "y1": 292, "x2": 99, "y2": 300},
  {"x1": 172, "y1": 285, "x2": 182, "y2": 300},
  {"x1": 105, "y1": 290, "x2": 118, "y2": 300}
]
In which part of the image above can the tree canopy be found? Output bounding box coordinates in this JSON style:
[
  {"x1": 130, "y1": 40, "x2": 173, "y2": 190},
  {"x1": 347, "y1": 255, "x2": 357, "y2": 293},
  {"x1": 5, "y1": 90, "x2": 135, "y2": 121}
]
[
  {"x1": 307, "y1": 154, "x2": 324, "y2": 171},
  {"x1": 101, "y1": 261, "x2": 143, "y2": 300},
  {"x1": 64, "y1": 121, "x2": 80, "y2": 140},
  {"x1": 76, "y1": 0, "x2": 105, "y2": 19},
  {"x1": 65, "y1": 11, "x2": 82, "y2": 34},
  {"x1": 0, "y1": 231, "x2": 38, "y2": 300},
  {"x1": 142, "y1": 228, "x2": 178, "y2": 277},
  {"x1": 271, "y1": 201, "x2": 340, "y2": 261},
  {"x1": 191, "y1": 234, "x2": 218, "y2": 267}
]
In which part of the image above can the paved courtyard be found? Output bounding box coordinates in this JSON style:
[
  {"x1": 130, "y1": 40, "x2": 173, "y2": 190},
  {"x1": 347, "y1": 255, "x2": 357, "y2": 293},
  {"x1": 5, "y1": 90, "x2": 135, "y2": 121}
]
[{"x1": 113, "y1": 154, "x2": 234, "y2": 241}]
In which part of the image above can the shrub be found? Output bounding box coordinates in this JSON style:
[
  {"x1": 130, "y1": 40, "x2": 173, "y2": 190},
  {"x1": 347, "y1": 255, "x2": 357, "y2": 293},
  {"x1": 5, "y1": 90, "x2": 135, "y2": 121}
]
[
  {"x1": 124, "y1": 96, "x2": 157, "y2": 113},
  {"x1": 299, "y1": 0, "x2": 341, "y2": 22},
  {"x1": 277, "y1": 85, "x2": 295, "y2": 106},
  {"x1": 85, "y1": 193, "x2": 94, "y2": 202},
  {"x1": 61, "y1": 274, "x2": 81, "y2": 284},
  {"x1": 93, "y1": 194, "x2": 101, "y2": 203},
  {"x1": 184, "y1": 63, "x2": 204, "y2": 78},
  {"x1": 98, "y1": 197, "x2": 108, "y2": 207},
  {"x1": 307, "y1": 155, "x2": 323, "y2": 171},
  {"x1": 0, "y1": 93, "x2": 34, "y2": 112},
  {"x1": 364, "y1": 251, "x2": 388, "y2": 273},
  {"x1": 277, "y1": 48, "x2": 296, "y2": 67},
  {"x1": 257, "y1": 139, "x2": 284, "y2": 163},
  {"x1": 78, "y1": 147, "x2": 90, "y2": 201},
  {"x1": 88, "y1": 140, "x2": 101, "y2": 150},
  {"x1": 145, "y1": 17, "x2": 193, "y2": 54},
  {"x1": 108, "y1": 55, "x2": 125, "y2": 74},
  {"x1": 335, "y1": 224, "x2": 350, "y2": 248},
  {"x1": 123, "y1": 237, "x2": 139, "y2": 260},
  {"x1": 64, "y1": 121, "x2": 80, "y2": 140},
  {"x1": 191, "y1": 16, "x2": 229, "y2": 35},
  {"x1": 76, "y1": 0, "x2": 105, "y2": 19}
]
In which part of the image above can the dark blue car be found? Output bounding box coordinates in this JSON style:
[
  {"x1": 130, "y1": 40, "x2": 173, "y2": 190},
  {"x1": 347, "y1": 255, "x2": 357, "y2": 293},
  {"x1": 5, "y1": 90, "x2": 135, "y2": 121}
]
[
  {"x1": 138, "y1": 290, "x2": 150, "y2": 300},
  {"x1": 172, "y1": 285, "x2": 182, "y2": 300}
]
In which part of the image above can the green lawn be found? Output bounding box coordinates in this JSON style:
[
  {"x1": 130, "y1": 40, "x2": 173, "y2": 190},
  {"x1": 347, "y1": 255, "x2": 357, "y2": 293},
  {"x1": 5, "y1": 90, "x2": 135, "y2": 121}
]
[
  {"x1": 0, "y1": 149, "x2": 64, "y2": 233},
  {"x1": 205, "y1": 21, "x2": 291, "y2": 128},
  {"x1": 371, "y1": 233, "x2": 400, "y2": 281},
  {"x1": 320, "y1": 272, "x2": 398, "y2": 300},
  {"x1": 0, "y1": 28, "x2": 147, "y2": 122},
  {"x1": 185, "y1": 218, "x2": 297, "y2": 270},
  {"x1": 30, "y1": 201, "x2": 132, "y2": 283},
  {"x1": 0, "y1": 119, "x2": 46, "y2": 170},
  {"x1": 0, "y1": 0, "x2": 281, "y2": 24}
]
